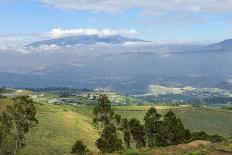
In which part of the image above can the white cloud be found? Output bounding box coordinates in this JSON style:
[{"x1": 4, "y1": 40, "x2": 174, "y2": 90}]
[
  {"x1": 40, "y1": 0, "x2": 232, "y2": 14},
  {"x1": 46, "y1": 28, "x2": 139, "y2": 38}
]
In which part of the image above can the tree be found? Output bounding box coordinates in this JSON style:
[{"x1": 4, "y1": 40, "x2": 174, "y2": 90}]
[
  {"x1": 0, "y1": 111, "x2": 14, "y2": 154},
  {"x1": 93, "y1": 95, "x2": 97, "y2": 100},
  {"x1": 144, "y1": 107, "x2": 161, "y2": 147},
  {"x1": 120, "y1": 118, "x2": 131, "y2": 148},
  {"x1": 7, "y1": 96, "x2": 38, "y2": 155},
  {"x1": 95, "y1": 124, "x2": 122, "y2": 153},
  {"x1": 157, "y1": 111, "x2": 188, "y2": 146},
  {"x1": 129, "y1": 118, "x2": 146, "y2": 148},
  {"x1": 71, "y1": 140, "x2": 88, "y2": 155},
  {"x1": 93, "y1": 95, "x2": 114, "y2": 127},
  {"x1": 154, "y1": 121, "x2": 169, "y2": 147},
  {"x1": 87, "y1": 93, "x2": 90, "y2": 99},
  {"x1": 115, "y1": 114, "x2": 121, "y2": 125}
]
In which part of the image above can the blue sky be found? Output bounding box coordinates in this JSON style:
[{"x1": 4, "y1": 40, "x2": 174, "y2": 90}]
[{"x1": 1, "y1": 0, "x2": 232, "y2": 42}]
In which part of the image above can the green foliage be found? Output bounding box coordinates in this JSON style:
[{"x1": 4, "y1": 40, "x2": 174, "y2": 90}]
[
  {"x1": 120, "y1": 118, "x2": 131, "y2": 148},
  {"x1": 129, "y1": 118, "x2": 146, "y2": 149},
  {"x1": 144, "y1": 107, "x2": 161, "y2": 148},
  {"x1": 71, "y1": 140, "x2": 88, "y2": 155},
  {"x1": 115, "y1": 114, "x2": 122, "y2": 124},
  {"x1": 191, "y1": 131, "x2": 210, "y2": 141},
  {"x1": 93, "y1": 95, "x2": 114, "y2": 127},
  {"x1": 191, "y1": 131, "x2": 224, "y2": 143},
  {"x1": 0, "y1": 111, "x2": 14, "y2": 154},
  {"x1": 155, "y1": 111, "x2": 190, "y2": 146},
  {"x1": 95, "y1": 124, "x2": 122, "y2": 153},
  {"x1": 0, "y1": 96, "x2": 38, "y2": 154},
  {"x1": 209, "y1": 134, "x2": 224, "y2": 143}
]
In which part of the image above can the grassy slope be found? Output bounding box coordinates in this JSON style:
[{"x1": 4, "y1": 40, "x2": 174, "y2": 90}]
[
  {"x1": 0, "y1": 98, "x2": 14, "y2": 112},
  {"x1": 64, "y1": 105, "x2": 232, "y2": 137},
  {"x1": 19, "y1": 103, "x2": 99, "y2": 155},
  {"x1": 1, "y1": 98, "x2": 232, "y2": 154},
  {"x1": 0, "y1": 99, "x2": 99, "y2": 155}
]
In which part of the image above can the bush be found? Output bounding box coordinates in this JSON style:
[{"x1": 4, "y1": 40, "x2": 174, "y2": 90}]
[
  {"x1": 191, "y1": 131, "x2": 224, "y2": 143},
  {"x1": 71, "y1": 140, "x2": 88, "y2": 155},
  {"x1": 191, "y1": 131, "x2": 210, "y2": 141},
  {"x1": 209, "y1": 135, "x2": 224, "y2": 143}
]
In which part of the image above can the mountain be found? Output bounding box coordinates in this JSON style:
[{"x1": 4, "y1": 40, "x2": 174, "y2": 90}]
[
  {"x1": 215, "y1": 81, "x2": 232, "y2": 90},
  {"x1": 208, "y1": 39, "x2": 232, "y2": 50},
  {"x1": 27, "y1": 35, "x2": 148, "y2": 47},
  {"x1": 0, "y1": 38, "x2": 232, "y2": 93}
]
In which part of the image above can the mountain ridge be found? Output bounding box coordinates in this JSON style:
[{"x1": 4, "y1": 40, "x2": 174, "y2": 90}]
[
  {"x1": 208, "y1": 39, "x2": 232, "y2": 50},
  {"x1": 27, "y1": 35, "x2": 148, "y2": 47}
]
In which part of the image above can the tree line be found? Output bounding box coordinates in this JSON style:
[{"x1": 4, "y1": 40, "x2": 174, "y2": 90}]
[{"x1": 72, "y1": 95, "x2": 224, "y2": 154}]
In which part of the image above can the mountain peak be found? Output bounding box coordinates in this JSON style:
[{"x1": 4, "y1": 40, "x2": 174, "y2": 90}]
[{"x1": 27, "y1": 35, "x2": 148, "y2": 47}]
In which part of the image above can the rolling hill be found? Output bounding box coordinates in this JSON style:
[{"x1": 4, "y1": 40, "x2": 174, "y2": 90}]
[{"x1": 1, "y1": 96, "x2": 232, "y2": 154}]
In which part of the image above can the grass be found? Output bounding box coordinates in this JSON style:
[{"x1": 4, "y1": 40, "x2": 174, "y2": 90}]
[
  {"x1": 16, "y1": 103, "x2": 99, "y2": 155},
  {"x1": 1, "y1": 98, "x2": 232, "y2": 154},
  {"x1": 0, "y1": 97, "x2": 14, "y2": 112},
  {"x1": 115, "y1": 106, "x2": 232, "y2": 137},
  {"x1": 70, "y1": 105, "x2": 232, "y2": 137}
]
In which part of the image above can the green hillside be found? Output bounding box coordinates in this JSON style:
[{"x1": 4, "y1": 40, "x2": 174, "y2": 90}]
[
  {"x1": 1, "y1": 98, "x2": 232, "y2": 154},
  {"x1": 19, "y1": 103, "x2": 99, "y2": 155},
  {"x1": 0, "y1": 98, "x2": 99, "y2": 155}
]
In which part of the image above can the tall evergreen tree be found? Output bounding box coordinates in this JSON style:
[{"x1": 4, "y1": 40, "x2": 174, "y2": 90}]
[
  {"x1": 93, "y1": 95, "x2": 114, "y2": 127},
  {"x1": 95, "y1": 124, "x2": 122, "y2": 153},
  {"x1": 121, "y1": 118, "x2": 131, "y2": 148},
  {"x1": 129, "y1": 118, "x2": 146, "y2": 148},
  {"x1": 144, "y1": 107, "x2": 161, "y2": 147},
  {"x1": 156, "y1": 111, "x2": 188, "y2": 146}
]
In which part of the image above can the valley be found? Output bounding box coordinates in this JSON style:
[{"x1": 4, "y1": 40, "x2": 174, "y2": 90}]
[{"x1": 1, "y1": 87, "x2": 232, "y2": 154}]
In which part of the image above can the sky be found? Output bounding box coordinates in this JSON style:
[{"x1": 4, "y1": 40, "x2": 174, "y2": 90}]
[{"x1": 1, "y1": 0, "x2": 232, "y2": 43}]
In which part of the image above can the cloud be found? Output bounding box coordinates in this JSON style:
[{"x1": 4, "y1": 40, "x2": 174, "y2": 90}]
[
  {"x1": 40, "y1": 0, "x2": 232, "y2": 14},
  {"x1": 46, "y1": 28, "x2": 139, "y2": 38}
]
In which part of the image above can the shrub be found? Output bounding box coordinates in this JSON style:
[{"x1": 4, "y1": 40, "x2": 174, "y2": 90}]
[
  {"x1": 209, "y1": 135, "x2": 224, "y2": 143},
  {"x1": 191, "y1": 131, "x2": 210, "y2": 141},
  {"x1": 191, "y1": 131, "x2": 224, "y2": 143},
  {"x1": 71, "y1": 140, "x2": 88, "y2": 155}
]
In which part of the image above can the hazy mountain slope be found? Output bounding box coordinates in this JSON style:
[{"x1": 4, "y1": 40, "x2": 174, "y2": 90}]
[
  {"x1": 208, "y1": 39, "x2": 232, "y2": 50},
  {"x1": 27, "y1": 35, "x2": 147, "y2": 47},
  {"x1": 0, "y1": 38, "x2": 232, "y2": 92}
]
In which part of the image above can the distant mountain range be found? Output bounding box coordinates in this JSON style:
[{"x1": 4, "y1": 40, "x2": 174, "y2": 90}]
[
  {"x1": 215, "y1": 81, "x2": 232, "y2": 90},
  {"x1": 0, "y1": 36, "x2": 232, "y2": 93},
  {"x1": 27, "y1": 35, "x2": 148, "y2": 47},
  {"x1": 208, "y1": 39, "x2": 232, "y2": 50}
]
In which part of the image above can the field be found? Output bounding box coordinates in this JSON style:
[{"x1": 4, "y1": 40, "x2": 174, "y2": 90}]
[
  {"x1": 0, "y1": 98, "x2": 232, "y2": 154},
  {"x1": 112, "y1": 105, "x2": 232, "y2": 137}
]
